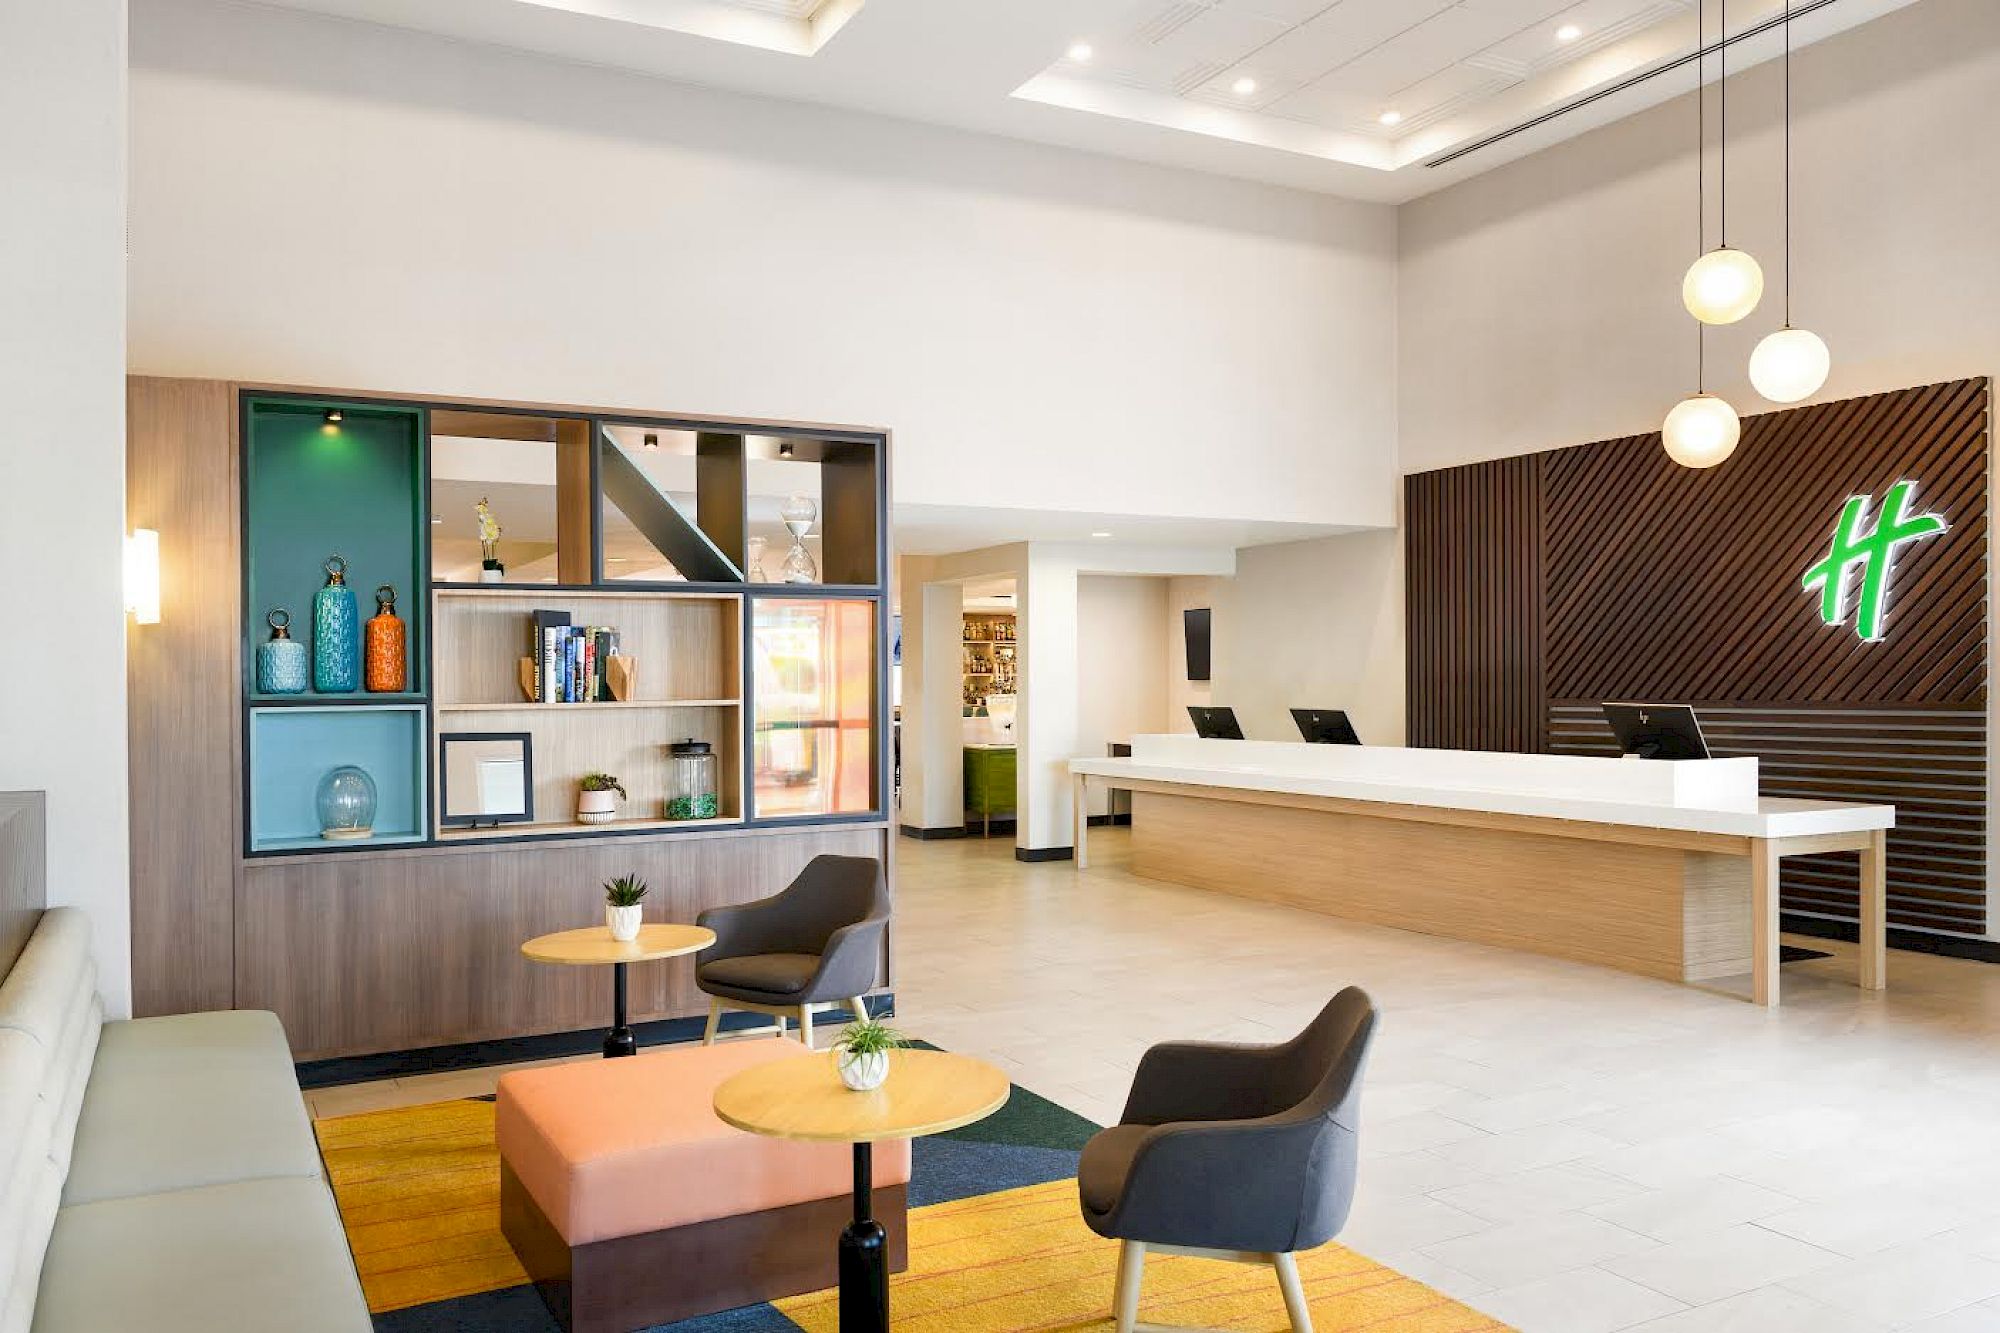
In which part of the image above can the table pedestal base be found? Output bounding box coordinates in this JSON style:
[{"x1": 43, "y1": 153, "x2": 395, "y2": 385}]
[
  {"x1": 839, "y1": 1142, "x2": 889, "y2": 1333},
  {"x1": 605, "y1": 961, "x2": 635, "y2": 1058}
]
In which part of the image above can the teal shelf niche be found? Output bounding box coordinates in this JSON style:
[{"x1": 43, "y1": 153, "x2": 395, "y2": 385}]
[
  {"x1": 243, "y1": 397, "x2": 429, "y2": 700},
  {"x1": 247, "y1": 705, "x2": 428, "y2": 852}
]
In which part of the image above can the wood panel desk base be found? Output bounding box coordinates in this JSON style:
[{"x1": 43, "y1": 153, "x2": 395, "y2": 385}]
[{"x1": 1073, "y1": 774, "x2": 1885, "y2": 1007}]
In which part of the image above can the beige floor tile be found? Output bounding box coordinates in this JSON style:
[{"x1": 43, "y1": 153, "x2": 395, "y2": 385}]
[{"x1": 1477, "y1": 1265, "x2": 1688, "y2": 1333}]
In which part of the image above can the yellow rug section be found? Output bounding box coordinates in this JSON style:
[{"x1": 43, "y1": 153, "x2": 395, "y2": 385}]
[
  {"x1": 317, "y1": 1099, "x2": 1509, "y2": 1331},
  {"x1": 775, "y1": 1179, "x2": 1510, "y2": 1333},
  {"x1": 314, "y1": 1098, "x2": 529, "y2": 1313}
]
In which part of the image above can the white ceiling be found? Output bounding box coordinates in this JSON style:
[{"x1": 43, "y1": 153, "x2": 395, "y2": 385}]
[
  {"x1": 892, "y1": 502, "x2": 1355, "y2": 556},
  {"x1": 244, "y1": 0, "x2": 1919, "y2": 202}
]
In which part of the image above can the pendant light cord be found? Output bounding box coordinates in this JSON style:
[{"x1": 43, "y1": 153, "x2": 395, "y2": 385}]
[
  {"x1": 1695, "y1": 0, "x2": 1706, "y2": 392},
  {"x1": 1783, "y1": 0, "x2": 1793, "y2": 326},
  {"x1": 1719, "y1": 0, "x2": 1728, "y2": 247}
]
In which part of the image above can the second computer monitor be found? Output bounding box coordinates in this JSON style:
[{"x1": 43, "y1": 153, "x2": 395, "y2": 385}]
[
  {"x1": 1602, "y1": 702, "x2": 1710, "y2": 760},
  {"x1": 1187, "y1": 706, "x2": 1244, "y2": 740},
  {"x1": 1291, "y1": 708, "x2": 1362, "y2": 745}
]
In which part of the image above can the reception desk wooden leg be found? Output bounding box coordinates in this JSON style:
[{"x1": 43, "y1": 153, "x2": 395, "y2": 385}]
[
  {"x1": 1752, "y1": 839, "x2": 1781, "y2": 1007},
  {"x1": 1073, "y1": 774, "x2": 1090, "y2": 869},
  {"x1": 1860, "y1": 829, "x2": 1888, "y2": 991}
]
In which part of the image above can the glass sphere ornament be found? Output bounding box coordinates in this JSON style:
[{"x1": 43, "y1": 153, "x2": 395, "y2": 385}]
[
  {"x1": 1661, "y1": 393, "x2": 1741, "y2": 469},
  {"x1": 1681, "y1": 246, "x2": 1765, "y2": 325},
  {"x1": 1749, "y1": 326, "x2": 1831, "y2": 403},
  {"x1": 316, "y1": 765, "x2": 378, "y2": 841},
  {"x1": 779, "y1": 494, "x2": 819, "y2": 584}
]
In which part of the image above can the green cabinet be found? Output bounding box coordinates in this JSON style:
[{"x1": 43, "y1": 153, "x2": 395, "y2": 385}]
[{"x1": 964, "y1": 745, "x2": 1015, "y2": 835}]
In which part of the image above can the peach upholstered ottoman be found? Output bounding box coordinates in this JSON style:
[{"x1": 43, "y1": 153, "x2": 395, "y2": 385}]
[{"x1": 496, "y1": 1039, "x2": 912, "y2": 1333}]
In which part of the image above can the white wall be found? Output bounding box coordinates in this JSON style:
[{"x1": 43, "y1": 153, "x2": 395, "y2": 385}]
[
  {"x1": 1198, "y1": 532, "x2": 1407, "y2": 748},
  {"x1": 0, "y1": 0, "x2": 131, "y2": 1014},
  {"x1": 127, "y1": 0, "x2": 1401, "y2": 532},
  {"x1": 1075, "y1": 576, "x2": 1170, "y2": 816},
  {"x1": 1399, "y1": 0, "x2": 2000, "y2": 472}
]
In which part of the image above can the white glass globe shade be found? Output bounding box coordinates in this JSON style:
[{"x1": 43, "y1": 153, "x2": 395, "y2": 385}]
[
  {"x1": 1681, "y1": 246, "x2": 1765, "y2": 325},
  {"x1": 1661, "y1": 393, "x2": 1741, "y2": 469},
  {"x1": 1749, "y1": 326, "x2": 1831, "y2": 403}
]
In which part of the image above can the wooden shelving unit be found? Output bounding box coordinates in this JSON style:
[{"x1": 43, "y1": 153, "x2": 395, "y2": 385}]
[{"x1": 962, "y1": 611, "x2": 1017, "y2": 709}]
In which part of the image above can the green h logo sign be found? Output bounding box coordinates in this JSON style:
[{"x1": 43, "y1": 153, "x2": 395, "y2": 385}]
[{"x1": 1801, "y1": 480, "x2": 1947, "y2": 643}]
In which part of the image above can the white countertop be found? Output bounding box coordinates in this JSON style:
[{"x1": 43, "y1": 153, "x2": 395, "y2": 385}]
[{"x1": 1072, "y1": 738, "x2": 1893, "y2": 840}]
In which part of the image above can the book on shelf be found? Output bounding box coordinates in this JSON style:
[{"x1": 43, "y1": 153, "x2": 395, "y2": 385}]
[{"x1": 528, "y1": 611, "x2": 622, "y2": 703}]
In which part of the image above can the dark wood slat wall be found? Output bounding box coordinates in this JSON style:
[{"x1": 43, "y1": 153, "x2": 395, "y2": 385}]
[
  {"x1": 1405, "y1": 454, "x2": 1547, "y2": 753},
  {"x1": 1408, "y1": 379, "x2": 1991, "y2": 937}
]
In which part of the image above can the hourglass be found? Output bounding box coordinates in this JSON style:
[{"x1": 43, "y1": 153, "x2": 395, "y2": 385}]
[{"x1": 779, "y1": 494, "x2": 818, "y2": 584}]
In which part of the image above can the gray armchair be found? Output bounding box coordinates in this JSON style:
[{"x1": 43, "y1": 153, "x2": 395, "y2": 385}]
[
  {"x1": 1078, "y1": 987, "x2": 1377, "y2": 1333},
  {"x1": 694, "y1": 855, "x2": 889, "y2": 1050}
]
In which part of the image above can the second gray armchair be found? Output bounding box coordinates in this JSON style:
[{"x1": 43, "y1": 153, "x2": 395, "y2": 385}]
[
  {"x1": 695, "y1": 854, "x2": 890, "y2": 1050},
  {"x1": 1078, "y1": 987, "x2": 1378, "y2": 1333}
]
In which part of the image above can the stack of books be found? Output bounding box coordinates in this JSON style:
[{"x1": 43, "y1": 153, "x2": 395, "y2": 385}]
[{"x1": 527, "y1": 610, "x2": 620, "y2": 703}]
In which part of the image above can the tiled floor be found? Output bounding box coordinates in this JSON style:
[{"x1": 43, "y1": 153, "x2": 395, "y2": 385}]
[{"x1": 310, "y1": 829, "x2": 2000, "y2": 1332}]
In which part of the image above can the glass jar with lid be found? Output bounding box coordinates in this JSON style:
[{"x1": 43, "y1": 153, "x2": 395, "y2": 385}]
[{"x1": 664, "y1": 739, "x2": 719, "y2": 821}]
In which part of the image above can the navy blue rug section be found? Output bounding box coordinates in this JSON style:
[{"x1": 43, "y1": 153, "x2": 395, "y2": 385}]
[
  {"x1": 365, "y1": 1059, "x2": 1104, "y2": 1333},
  {"x1": 300, "y1": 995, "x2": 895, "y2": 1089}
]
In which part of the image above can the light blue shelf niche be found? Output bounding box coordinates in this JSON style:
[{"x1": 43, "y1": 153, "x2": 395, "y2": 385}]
[{"x1": 248, "y1": 705, "x2": 427, "y2": 853}]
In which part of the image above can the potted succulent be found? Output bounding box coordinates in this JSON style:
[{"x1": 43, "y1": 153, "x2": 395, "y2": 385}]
[
  {"x1": 603, "y1": 874, "x2": 647, "y2": 942},
  {"x1": 833, "y1": 1017, "x2": 907, "y2": 1092},
  {"x1": 577, "y1": 772, "x2": 626, "y2": 825}
]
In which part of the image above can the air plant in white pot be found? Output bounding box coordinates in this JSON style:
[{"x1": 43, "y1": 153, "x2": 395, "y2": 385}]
[
  {"x1": 603, "y1": 874, "x2": 647, "y2": 943},
  {"x1": 833, "y1": 1017, "x2": 906, "y2": 1092}
]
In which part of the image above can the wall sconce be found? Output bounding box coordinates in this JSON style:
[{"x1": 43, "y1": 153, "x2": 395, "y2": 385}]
[{"x1": 125, "y1": 528, "x2": 161, "y2": 625}]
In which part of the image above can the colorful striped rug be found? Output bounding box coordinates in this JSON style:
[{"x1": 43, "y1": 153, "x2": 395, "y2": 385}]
[{"x1": 314, "y1": 1078, "x2": 1508, "y2": 1332}]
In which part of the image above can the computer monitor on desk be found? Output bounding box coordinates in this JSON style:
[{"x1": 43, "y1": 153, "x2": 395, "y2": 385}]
[
  {"x1": 1291, "y1": 708, "x2": 1362, "y2": 745},
  {"x1": 1187, "y1": 706, "x2": 1244, "y2": 740},
  {"x1": 1603, "y1": 702, "x2": 1711, "y2": 760}
]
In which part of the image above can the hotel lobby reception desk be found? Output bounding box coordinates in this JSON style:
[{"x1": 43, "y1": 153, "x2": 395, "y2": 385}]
[{"x1": 1071, "y1": 737, "x2": 1892, "y2": 1006}]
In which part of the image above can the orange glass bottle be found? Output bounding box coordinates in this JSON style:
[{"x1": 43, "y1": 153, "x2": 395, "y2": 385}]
[{"x1": 365, "y1": 584, "x2": 407, "y2": 693}]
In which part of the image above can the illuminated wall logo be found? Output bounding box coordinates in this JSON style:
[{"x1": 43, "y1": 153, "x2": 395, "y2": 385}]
[{"x1": 1801, "y1": 480, "x2": 1947, "y2": 643}]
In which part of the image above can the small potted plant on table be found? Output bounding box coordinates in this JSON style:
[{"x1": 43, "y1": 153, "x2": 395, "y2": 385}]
[
  {"x1": 833, "y1": 1017, "x2": 906, "y2": 1092},
  {"x1": 577, "y1": 772, "x2": 626, "y2": 825},
  {"x1": 604, "y1": 874, "x2": 647, "y2": 942}
]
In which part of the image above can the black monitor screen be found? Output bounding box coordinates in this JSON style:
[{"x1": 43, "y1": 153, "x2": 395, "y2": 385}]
[
  {"x1": 1183, "y1": 608, "x2": 1212, "y2": 682},
  {"x1": 1291, "y1": 709, "x2": 1362, "y2": 745},
  {"x1": 1602, "y1": 702, "x2": 1710, "y2": 760},
  {"x1": 1188, "y1": 706, "x2": 1243, "y2": 740}
]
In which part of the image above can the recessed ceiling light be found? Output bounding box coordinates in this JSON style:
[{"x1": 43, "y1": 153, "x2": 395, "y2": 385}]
[
  {"x1": 1556, "y1": 23, "x2": 1583, "y2": 43},
  {"x1": 1231, "y1": 76, "x2": 1258, "y2": 96},
  {"x1": 1378, "y1": 110, "x2": 1403, "y2": 126},
  {"x1": 1067, "y1": 41, "x2": 1093, "y2": 62},
  {"x1": 1091, "y1": 531, "x2": 1113, "y2": 539},
  {"x1": 642, "y1": 432, "x2": 659, "y2": 451}
]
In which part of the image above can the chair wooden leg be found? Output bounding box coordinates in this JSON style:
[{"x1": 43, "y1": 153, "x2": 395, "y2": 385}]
[
  {"x1": 1272, "y1": 1252, "x2": 1311, "y2": 1333},
  {"x1": 1113, "y1": 1240, "x2": 1145, "y2": 1333},
  {"x1": 702, "y1": 998, "x2": 722, "y2": 1046},
  {"x1": 798, "y1": 1005, "x2": 815, "y2": 1051},
  {"x1": 848, "y1": 996, "x2": 870, "y2": 1024}
]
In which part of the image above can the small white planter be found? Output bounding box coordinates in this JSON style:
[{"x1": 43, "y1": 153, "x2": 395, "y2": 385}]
[
  {"x1": 606, "y1": 904, "x2": 643, "y2": 942},
  {"x1": 577, "y1": 789, "x2": 619, "y2": 825},
  {"x1": 837, "y1": 1048, "x2": 889, "y2": 1092},
  {"x1": 480, "y1": 567, "x2": 505, "y2": 584}
]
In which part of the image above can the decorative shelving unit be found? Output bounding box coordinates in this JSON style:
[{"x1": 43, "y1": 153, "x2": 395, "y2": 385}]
[
  {"x1": 961, "y1": 610, "x2": 1017, "y2": 709},
  {"x1": 131, "y1": 375, "x2": 893, "y2": 1059}
]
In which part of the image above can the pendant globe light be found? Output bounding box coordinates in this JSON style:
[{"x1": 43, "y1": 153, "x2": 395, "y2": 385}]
[
  {"x1": 1665, "y1": 6, "x2": 1740, "y2": 470},
  {"x1": 1681, "y1": 0, "x2": 1763, "y2": 325},
  {"x1": 1750, "y1": 1, "x2": 1832, "y2": 402}
]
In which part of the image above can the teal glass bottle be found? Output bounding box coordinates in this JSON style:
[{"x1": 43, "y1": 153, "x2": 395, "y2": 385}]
[
  {"x1": 257, "y1": 609, "x2": 308, "y2": 694},
  {"x1": 312, "y1": 555, "x2": 360, "y2": 693}
]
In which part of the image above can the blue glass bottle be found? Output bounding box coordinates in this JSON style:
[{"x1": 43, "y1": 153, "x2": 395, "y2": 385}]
[
  {"x1": 312, "y1": 555, "x2": 360, "y2": 693},
  {"x1": 257, "y1": 608, "x2": 308, "y2": 694}
]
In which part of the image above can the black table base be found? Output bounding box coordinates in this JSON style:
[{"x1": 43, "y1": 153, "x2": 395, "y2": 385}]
[
  {"x1": 604, "y1": 960, "x2": 636, "y2": 1058},
  {"x1": 838, "y1": 1141, "x2": 889, "y2": 1333}
]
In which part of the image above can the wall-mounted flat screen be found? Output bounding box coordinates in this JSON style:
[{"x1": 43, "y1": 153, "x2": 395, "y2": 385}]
[
  {"x1": 1183, "y1": 607, "x2": 1212, "y2": 682},
  {"x1": 1291, "y1": 709, "x2": 1362, "y2": 745},
  {"x1": 1188, "y1": 706, "x2": 1243, "y2": 740},
  {"x1": 1602, "y1": 703, "x2": 1711, "y2": 760}
]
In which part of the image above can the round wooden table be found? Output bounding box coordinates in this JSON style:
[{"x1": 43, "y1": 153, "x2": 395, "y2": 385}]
[
  {"x1": 713, "y1": 1048, "x2": 1009, "y2": 1333},
  {"x1": 520, "y1": 924, "x2": 714, "y2": 1058}
]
